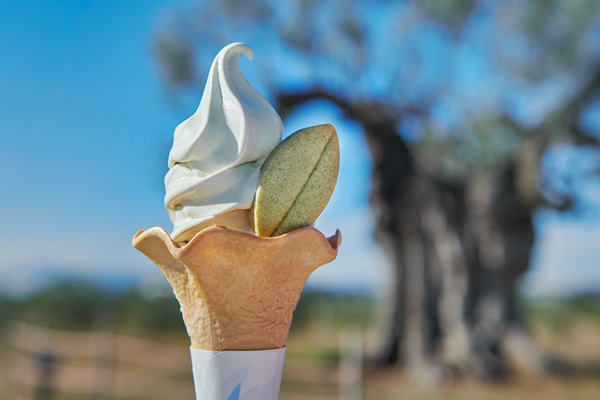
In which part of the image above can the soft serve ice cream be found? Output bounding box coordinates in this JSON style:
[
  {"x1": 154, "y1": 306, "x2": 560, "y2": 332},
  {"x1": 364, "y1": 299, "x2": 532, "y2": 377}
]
[
  {"x1": 165, "y1": 42, "x2": 283, "y2": 243},
  {"x1": 133, "y1": 42, "x2": 341, "y2": 400}
]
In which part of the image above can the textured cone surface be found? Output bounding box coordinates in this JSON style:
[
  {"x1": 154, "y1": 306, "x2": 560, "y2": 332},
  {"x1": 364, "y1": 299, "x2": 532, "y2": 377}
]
[
  {"x1": 132, "y1": 226, "x2": 341, "y2": 351},
  {"x1": 250, "y1": 124, "x2": 340, "y2": 237}
]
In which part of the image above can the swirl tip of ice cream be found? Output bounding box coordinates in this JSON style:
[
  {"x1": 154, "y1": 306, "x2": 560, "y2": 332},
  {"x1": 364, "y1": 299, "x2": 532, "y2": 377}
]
[{"x1": 164, "y1": 42, "x2": 283, "y2": 243}]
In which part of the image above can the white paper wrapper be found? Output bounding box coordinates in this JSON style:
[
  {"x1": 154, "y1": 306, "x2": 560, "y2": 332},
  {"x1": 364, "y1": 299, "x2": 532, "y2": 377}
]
[{"x1": 190, "y1": 347, "x2": 286, "y2": 400}]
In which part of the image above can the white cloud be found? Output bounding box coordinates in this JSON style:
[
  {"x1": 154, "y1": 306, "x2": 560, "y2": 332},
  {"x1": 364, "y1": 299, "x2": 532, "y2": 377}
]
[
  {"x1": 522, "y1": 220, "x2": 600, "y2": 298},
  {"x1": 0, "y1": 225, "x2": 164, "y2": 296},
  {"x1": 309, "y1": 207, "x2": 391, "y2": 296}
]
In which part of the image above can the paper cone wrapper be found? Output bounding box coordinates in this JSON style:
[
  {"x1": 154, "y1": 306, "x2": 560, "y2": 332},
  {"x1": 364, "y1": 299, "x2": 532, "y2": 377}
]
[
  {"x1": 132, "y1": 225, "x2": 341, "y2": 350},
  {"x1": 190, "y1": 347, "x2": 286, "y2": 400}
]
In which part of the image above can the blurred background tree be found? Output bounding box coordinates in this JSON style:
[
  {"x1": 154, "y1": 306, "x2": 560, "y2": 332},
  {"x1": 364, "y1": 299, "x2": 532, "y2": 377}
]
[{"x1": 153, "y1": 0, "x2": 600, "y2": 379}]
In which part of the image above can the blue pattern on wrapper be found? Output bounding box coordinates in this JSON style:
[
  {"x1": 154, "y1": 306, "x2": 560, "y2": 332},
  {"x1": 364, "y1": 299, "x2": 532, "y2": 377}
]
[
  {"x1": 228, "y1": 383, "x2": 241, "y2": 400},
  {"x1": 189, "y1": 347, "x2": 286, "y2": 399}
]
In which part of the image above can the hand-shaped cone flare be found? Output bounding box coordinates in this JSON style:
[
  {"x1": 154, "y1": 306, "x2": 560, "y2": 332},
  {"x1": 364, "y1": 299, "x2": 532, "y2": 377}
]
[{"x1": 132, "y1": 226, "x2": 341, "y2": 351}]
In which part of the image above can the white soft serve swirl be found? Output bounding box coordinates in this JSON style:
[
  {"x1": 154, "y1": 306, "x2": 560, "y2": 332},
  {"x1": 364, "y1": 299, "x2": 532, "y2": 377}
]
[{"x1": 165, "y1": 43, "x2": 283, "y2": 243}]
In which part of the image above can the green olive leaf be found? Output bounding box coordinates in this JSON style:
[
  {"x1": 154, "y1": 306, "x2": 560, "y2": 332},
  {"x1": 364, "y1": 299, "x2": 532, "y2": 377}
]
[{"x1": 250, "y1": 124, "x2": 340, "y2": 237}]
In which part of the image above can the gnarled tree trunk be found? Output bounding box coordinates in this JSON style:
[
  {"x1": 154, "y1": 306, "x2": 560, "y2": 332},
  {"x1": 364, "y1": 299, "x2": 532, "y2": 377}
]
[{"x1": 276, "y1": 89, "x2": 540, "y2": 379}]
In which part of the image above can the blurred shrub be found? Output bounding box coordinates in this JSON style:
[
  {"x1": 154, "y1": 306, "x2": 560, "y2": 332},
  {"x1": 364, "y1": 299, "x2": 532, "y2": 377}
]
[
  {"x1": 1, "y1": 281, "x2": 184, "y2": 335},
  {"x1": 291, "y1": 289, "x2": 377, "y2": 331},
  {"x1": 19, "y1": 281, "x2": 112, "y2": 330},
  {"x1": 525, "y1": 295, "x2": 600, "y2": 334},
  {"x1": 116, "y1": 291, "x2": 184, "y2": 335},
  {"x1": 0, "y1": 295, "x2": 18, "y2": 329}
]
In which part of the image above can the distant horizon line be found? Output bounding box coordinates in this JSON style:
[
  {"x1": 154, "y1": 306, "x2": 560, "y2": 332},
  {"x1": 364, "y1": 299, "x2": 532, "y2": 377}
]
[{"x1": 1, "y1": 269, "x2": 598, "y2": 301}]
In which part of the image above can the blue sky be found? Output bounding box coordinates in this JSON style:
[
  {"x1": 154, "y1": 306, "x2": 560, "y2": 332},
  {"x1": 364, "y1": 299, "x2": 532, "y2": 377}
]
[
  {"x1": 1, "y1": 1, "x2": 598, "y2": 298},
  {"x1": 1, "y1": 0, "x2": 187, "y2": 293},
  {"x1": 0, "y1": 0, "x2": 382, "y2": 296}
]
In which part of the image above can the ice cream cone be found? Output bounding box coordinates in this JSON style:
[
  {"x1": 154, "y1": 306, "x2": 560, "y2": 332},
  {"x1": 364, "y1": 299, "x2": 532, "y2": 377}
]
[{"x1": 132, "y1": 225, "x2": 341, "y2": 351}]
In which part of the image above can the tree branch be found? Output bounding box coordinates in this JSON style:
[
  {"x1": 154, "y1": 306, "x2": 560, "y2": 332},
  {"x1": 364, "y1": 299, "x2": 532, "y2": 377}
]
[{"x1": 275, "y1": 88, "x2": 426, "y2": 127}]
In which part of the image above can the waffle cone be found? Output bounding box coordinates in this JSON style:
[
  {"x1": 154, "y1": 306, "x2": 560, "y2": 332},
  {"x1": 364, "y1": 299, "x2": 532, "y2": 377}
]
[{"x1": 132, "y1": 226, "x2": 341, "y2": 351}]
